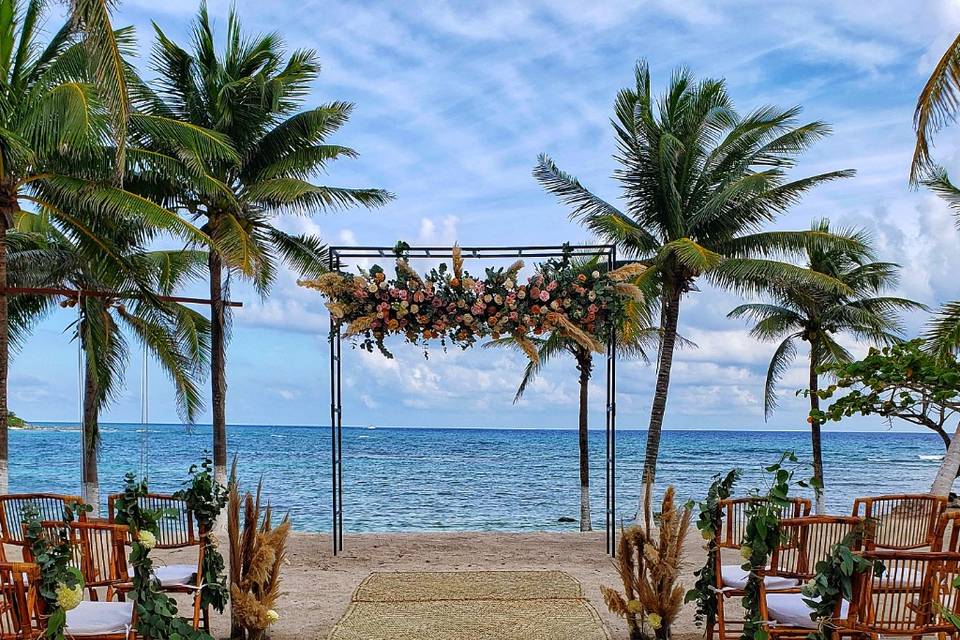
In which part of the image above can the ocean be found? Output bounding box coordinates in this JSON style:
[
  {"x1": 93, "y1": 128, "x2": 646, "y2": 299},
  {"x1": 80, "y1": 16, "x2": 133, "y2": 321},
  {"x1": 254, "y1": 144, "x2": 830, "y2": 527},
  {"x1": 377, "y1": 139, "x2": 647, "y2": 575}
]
[{"x1": 9, "y1": 423, "x2": 945, "y2": 532}]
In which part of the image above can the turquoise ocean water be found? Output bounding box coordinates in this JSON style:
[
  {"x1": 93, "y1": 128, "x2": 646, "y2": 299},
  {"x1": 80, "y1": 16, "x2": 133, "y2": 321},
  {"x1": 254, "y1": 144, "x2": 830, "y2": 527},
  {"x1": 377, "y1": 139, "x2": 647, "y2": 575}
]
[{"x1": 9, "y1": 423, "x2": 945, "y2": 531}]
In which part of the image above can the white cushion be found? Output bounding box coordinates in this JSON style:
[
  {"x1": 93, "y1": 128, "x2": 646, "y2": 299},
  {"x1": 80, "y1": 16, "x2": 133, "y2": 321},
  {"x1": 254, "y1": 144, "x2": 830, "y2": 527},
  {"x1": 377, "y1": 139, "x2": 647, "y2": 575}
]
[
  {"x1": 126, "y1": 563, "x2": 197, "y2": 587},
  {"x1": 766, "y1": 592, "x2": 849, "y2": 629},
  {"x1": 65, "y1": 601, "x2": 133, "y2": 636},
  {"x1": 720, "y1": 564, "x2": 800, "y2": 590},
  {"x1": 876, "y1": 566, "x2": 924, "y2": 588}
]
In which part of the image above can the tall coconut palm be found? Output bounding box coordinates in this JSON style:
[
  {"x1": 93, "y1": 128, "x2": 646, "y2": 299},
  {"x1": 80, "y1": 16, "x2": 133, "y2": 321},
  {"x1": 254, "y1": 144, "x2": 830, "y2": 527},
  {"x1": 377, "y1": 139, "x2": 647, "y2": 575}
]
[
  {"x1": 486, "y1": 256, "x2": 653, "y2": 531},
  {"x1": 728, "y1": 219, "x2": 924, "y2": 512},
  {"x1": 534, "y1": 61, "x2": 857, "y2": 489},
  {"x1": 9, "y1": 211, "x2": 210, "y2": 514},
  {"x1": 0, "y1": 2, "x2": 234, "y2": 493},
  {"x1": 136, "y1": 4, "x2": 393, "y2": 484}
]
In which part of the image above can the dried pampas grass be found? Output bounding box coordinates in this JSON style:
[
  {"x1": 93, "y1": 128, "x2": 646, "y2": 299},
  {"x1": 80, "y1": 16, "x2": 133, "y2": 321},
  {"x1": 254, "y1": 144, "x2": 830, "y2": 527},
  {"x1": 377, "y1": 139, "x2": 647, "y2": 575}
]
[
  {"x1": 602, "y1": 481, "x2": 691, "y2": 640},
  {"x1": 608, "y1": 263, "x2": 646, "y2": 282},
  {"x1": 550, "y1": 313, "x2": 604, "y2": 354},
  {"x1": 298, "y1": 272, "x2": 351, "y2": 295},
  {"x1": 452, "y1": 244, "x2": 463, "y2": 280},
  {"x1": 396, "y1": 259, "x2": 424, "y2": 286},
  {"x1": 228, "y1": 459, "x2": 290, "y2": 640}
]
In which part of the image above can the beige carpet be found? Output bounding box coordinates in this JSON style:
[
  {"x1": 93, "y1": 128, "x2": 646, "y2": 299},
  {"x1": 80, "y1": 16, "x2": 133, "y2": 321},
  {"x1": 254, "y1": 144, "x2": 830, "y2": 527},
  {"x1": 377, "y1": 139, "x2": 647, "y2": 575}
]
[{"x1": 329, "y1": 570, "x2": 611, "y2": 640}]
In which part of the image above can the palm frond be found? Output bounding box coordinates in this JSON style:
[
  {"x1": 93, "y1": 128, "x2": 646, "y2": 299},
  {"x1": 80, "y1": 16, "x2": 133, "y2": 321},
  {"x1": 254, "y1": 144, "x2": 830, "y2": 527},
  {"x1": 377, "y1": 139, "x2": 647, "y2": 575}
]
[{"x1": 912, "y1": 32, "x2": 960, "y2": 183}]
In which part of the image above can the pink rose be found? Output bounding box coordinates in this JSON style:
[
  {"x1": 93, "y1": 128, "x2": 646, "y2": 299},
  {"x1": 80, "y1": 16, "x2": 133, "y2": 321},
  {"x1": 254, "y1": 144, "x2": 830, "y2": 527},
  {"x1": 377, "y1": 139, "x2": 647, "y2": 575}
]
[
  {"x1": 539, "y1": 290, "x2": 549, "y2": 302},
  {"x1": 547, "y1": 281, "x2": 558, "y2": 291}
]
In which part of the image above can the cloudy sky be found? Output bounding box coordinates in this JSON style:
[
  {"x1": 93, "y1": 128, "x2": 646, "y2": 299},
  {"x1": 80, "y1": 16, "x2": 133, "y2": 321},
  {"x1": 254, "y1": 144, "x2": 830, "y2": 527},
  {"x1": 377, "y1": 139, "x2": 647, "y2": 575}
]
[{"x1": 13, "y1": 1, "x2": 960, "y2": 432}]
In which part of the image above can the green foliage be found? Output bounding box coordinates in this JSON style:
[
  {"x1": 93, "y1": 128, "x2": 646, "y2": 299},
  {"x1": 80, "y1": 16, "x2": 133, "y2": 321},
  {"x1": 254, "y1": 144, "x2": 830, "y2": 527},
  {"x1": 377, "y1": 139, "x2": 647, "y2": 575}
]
[
  {"x1": 685, "y1": 469, "x2": 741, "y2": 630},
  {"x1": 800, "y1": 528, "x2": 882, "y2": 640},
  {"x1": 813, "y1": 339, "x2": 960, "y2": 445},
  {"x1": 174, "y1": 455, "x2": 229, "y2": 614},
  {"x1": 114, "y1": 473, "x2": 212, "y2": 640},
  {"x1": 740, "y1": 452, "x2": 817, "y2": 640},
  {"x1": 23, "y1": 501, "x2": 91, "y2": 640}
]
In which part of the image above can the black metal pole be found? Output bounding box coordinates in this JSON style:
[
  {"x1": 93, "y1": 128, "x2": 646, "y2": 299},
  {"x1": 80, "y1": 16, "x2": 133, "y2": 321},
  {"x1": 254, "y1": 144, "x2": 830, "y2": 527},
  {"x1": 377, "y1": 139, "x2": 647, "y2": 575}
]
[{"x1": 329, "y1": 249, "x2": 340, "y2": 555}]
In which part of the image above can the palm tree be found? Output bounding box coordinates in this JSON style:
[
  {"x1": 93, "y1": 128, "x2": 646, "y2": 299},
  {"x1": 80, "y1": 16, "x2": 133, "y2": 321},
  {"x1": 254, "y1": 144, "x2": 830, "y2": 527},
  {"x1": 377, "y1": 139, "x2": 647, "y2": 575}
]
[
  {"x1": 911, "y1": 32, "x2": 960, "y2": 183},
  {"x1": 728, "y1": 219, "x2": 924, "y2": 512},
  {"x1": 534, "y1": 61, "x2": 857, "y2": 488},
  {"x1": 136, "y1": 4, "x2": 393, "y2": 484},
  {"x1": 0, "y1": 2, "x2": 233, "y2": 493},
  {"x1": 9, "y1": 212, "x2": 210, "y2": 515},
  {"x1": 487, "y1": 257, "x2": 652, "y2": 531}
]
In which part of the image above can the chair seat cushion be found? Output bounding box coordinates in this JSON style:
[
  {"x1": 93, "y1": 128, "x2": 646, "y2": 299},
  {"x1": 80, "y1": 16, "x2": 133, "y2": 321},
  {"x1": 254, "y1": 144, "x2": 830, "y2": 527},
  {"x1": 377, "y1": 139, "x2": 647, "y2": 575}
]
[
  {"x1": 127, "y1": 563, "x2": 197, "y2": 587},
  {"x1": 766, "y1": 592, "x2": 849, "y2": 629},
  {"x1": 720, "y1": 564, "x2": 800, "y2": 590},
  {"x1": 65, "y1": 601, "x2": 134, "y2": 636}
]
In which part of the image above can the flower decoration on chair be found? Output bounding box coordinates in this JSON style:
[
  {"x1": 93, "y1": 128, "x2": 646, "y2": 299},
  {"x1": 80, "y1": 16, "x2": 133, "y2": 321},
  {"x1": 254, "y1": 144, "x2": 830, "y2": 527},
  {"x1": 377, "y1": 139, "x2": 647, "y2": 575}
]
[
  {"x1": 299, "y1": 243, "x2": 644, "y2": 360},
  {"x1": 23, "y1": 502, "x2": 90, "y2": 640},
  {"x1": 175, "y1": 455, "x2": 230, "y2": 615},
  {"x1": 114, "y1": 473, "x2": 213, "y2": 640}
]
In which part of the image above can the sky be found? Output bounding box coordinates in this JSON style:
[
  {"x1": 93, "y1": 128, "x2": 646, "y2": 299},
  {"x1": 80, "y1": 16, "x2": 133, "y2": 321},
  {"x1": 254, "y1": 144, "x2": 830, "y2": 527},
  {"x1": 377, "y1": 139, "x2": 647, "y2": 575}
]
[{"x1": 12, "y1": 0, "x2": 960, "y2": 432}]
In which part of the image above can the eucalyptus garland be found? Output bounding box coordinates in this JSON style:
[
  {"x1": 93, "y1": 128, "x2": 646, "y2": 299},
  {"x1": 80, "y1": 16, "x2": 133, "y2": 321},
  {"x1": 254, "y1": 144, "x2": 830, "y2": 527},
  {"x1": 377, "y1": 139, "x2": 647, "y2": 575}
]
[
  {"x1": 740, "y1": 452, "x2": 816, "y2": 640},
  {"x1": 685, "y1": 468, "x2": 741, "y2": 630},
  {"x1": 174, "y1": 455, "x2": 229, "y2": 615},
  {"x1": 800, "y1": 528, "x2": 882, "y2": 640},
  {"x1": 23, "y1": 501, "x2": 91, "y2": 640},
  {"x1": 113, "y1": 473, "x2": 213, "y2": 640}
]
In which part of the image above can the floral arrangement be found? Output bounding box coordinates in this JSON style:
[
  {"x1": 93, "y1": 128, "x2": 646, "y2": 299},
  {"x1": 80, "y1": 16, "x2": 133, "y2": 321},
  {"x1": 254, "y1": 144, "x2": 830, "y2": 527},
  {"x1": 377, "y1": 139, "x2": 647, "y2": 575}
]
[
  {"x1": 602, "y1": 481, "x2": 691, "y2": 640},
  {"x1": 739, "y1": 452, "x2": 816, "y2": 640},
  {"x1": 174, "y1": 455, "x2": 229, "y2": 618},
  {"x1": 228, "y1": 460, "x2": 289, "y2": 640},
  {"x1": 800, "y1": 527, "x2": 882, "y2": 640},
  {"x1": 23, "y1": 501, "x2": 91, "y2": 640},
  {"x1": 299, "y1": 243, "x2": 644, "y2": 360},
  {"x1": 113, "y1": 473, "x2": 212, "y2": 640},
  {"x1": 685, "y1": 468, "x2": 741, "y2": 631}
]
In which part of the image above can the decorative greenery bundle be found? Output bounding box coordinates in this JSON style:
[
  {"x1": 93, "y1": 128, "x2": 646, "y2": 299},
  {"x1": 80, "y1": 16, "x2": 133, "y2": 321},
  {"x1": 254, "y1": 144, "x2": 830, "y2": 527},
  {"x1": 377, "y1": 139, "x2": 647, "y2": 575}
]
[
  {"x1": 800, "y1": 527, "x2": 882, "y2": 640},
  {"x1": 175, "y1": 455, "x2": 230, "y2": 618},
  {"x1": 685, "y1": 469, "x2": 741, "y2": 631},
  {"x1": 601, "y1": 482, "x2": 692, "y2": 640},
  {"x1": 228, "y1": 462, "x2": 290, "y2": 640},
  {"x1": 113, "y1": 473, "x2": 213, "y2": 640},
  {"x1": 23, "y1": 502, "x2": 90, "y2": 640},
  {"x1": 300, "y1": 242, "x2": 644, "y2": 360}
]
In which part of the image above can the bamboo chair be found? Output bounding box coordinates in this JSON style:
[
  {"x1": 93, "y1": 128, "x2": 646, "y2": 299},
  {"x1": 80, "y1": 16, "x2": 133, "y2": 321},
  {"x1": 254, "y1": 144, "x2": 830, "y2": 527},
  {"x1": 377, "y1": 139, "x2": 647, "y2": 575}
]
[
  {"x1": 852, "y1": 494, "x2": 947, "y2": 550},
  {"x1": 838, "y1": 550, "x2": 960, "y2": 640},
  {"x1": 0, "y1": 561, "x2": 136, "y2": 639},
  {"x1": 711, "y1": 497, "x2": 812, "y2": 640},
  {"x1": 22, "y1": 520, "x2": 130, "y2": 602},
  {"x1": 756, "y1": 516, "x2": 867, "y2": 640},
  {"x1": 934, "y1": 512, "x2": 960, "y2": 553},
  {"x1": 0, "y1": 493, "x2": 85, "y2": 560},
  {"x1": 107, "y1": 493, "x2": 206, "y2": 629}
]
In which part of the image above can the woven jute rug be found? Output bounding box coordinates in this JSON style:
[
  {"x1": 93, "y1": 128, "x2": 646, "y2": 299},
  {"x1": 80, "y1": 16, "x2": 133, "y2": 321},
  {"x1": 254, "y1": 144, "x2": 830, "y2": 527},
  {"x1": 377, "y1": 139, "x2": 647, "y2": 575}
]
[{"x1": 328, "y1": 570, "x2": 610, "y2": 640}]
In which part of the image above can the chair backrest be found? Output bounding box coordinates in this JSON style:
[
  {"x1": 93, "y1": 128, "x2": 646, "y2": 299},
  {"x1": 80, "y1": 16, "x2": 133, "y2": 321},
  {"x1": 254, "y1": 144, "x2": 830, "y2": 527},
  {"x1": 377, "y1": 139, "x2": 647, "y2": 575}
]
[
  {"x1": 852, "y1": 494, "x2": 947, "y2": 550},
  {"x1": 22, "y1": 521, "x2": 129, "y2": 597},
  {"x1": 718, "y1": 497, "x2": 812, "y2": 549},
  {"x1": 769, "y1": 516, "x2": 866, "y2": 580},
  {"x1": 0, "y1": 494, "x2": 85, "y2": 545},
  {"x1": 0, "y1": 562, "x2": 40, "y2": 639},
  {"x1": 848, "y1": 550, "x2": 960, "y2": 636},
  {"x1": 107, "y1": 493, "x2": 198, "y2": 549}
]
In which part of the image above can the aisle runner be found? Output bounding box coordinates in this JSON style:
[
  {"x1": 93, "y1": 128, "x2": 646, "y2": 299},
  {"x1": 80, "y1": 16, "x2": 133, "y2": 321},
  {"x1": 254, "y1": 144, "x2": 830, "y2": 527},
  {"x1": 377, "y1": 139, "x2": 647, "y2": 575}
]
[{"x1": 327, "y1": 570, "x2": 611, "y2": 640}]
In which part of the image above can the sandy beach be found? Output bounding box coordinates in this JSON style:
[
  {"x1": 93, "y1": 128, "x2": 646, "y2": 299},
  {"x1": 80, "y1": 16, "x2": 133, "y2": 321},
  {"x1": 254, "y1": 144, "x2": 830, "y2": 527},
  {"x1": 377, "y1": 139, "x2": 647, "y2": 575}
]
[{"x1": 153, "y1": 529, "x2": 723, "y2": 639}]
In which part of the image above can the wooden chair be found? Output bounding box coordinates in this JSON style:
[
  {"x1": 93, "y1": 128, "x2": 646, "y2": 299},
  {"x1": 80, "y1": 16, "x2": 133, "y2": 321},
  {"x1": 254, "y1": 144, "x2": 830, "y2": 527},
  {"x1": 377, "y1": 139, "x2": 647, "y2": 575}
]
[
  {"x1": 0, "y1": 561, "x2": 136, "y2": 639},
  {"x1": 108, "y1": 493, "x2": 206, "y2": 629},
  {"x1": 711, "y1": 497, "x2": 812, "y2": 640},
  {"x1": 839, "y1": 550, "x2": 960, "y2": 639},
  {"x1": 852, "y1": 494, "x2": 947, "y2": 550},
  {"x1": 23, "y1": 520, "x2": 130, "y2": 602},
  {"x1": 933, "y1": 512, "x2": 960, "y2": 553},
  {"x1": 756, "y1": 516, "x2": 867, "y2": 640},
  {"x1": 0, "y1": 493, "x2": 85, "y2": 559}
]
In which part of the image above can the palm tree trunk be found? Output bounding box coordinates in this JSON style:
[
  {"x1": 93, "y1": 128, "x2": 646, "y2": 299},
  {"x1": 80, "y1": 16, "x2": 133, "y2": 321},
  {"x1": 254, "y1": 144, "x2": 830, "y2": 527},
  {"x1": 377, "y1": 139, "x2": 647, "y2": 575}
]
[
  {"x1": 0, "y1": 212, "x2": 8, "y2": 495},
  {"x1": 82, "y1": 355, "x2": 100, "y2": 516},
  {"x1": 808, "y1": 341, "x2": 825, "y2": 514},
  {"x1": 576, "y1": 350, "x2": 592, "y2": 532},
  {"x1": 641, "y1": 285, "x2": 683, "y2": 485},
  {"x1": 209, "y1": 247, "x2": 228, "y2": 488},
  {"x1": 932, "y1": 421, "x2": 960, "y2": 496}
]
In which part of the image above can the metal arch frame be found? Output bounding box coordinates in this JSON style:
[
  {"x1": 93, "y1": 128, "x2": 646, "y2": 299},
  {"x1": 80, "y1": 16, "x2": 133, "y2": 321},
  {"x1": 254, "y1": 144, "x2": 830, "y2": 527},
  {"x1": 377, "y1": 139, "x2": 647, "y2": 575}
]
[{"x1": 327, "y1": 244, "x2": 619, "y2": 556}]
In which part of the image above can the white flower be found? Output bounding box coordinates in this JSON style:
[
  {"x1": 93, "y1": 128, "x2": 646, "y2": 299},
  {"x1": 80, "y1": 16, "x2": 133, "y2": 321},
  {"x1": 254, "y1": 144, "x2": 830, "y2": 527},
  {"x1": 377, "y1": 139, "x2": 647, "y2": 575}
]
[
  {"x1": 138, "y1": 530, "x2": 157, "y2": 550},
  {"x1": 266, "y1": 609, "x2": 279, "y2": 624},
  {"x1": 588, "y1": 292, "x2": 596, "y2": 301},
  {"x1": 410, "y1": 304, "x2": 419, "y2": 313},
  {"x1": 367, "y1": 284, "x2": 378, "y2": 293},
  {"x1": 592, "y1": 271, "x2": 600, "y2": 279},
  {"x1": 505, "y1": 279, "x2": 514, "y2": 289},
  {"x1": 55, "y1": 583, "x2": 83, "y2": 611}
]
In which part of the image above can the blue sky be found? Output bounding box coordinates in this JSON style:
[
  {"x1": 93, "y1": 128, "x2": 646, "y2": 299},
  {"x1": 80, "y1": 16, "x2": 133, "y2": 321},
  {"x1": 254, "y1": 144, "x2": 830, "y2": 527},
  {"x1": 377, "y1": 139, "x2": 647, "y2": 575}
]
[{"x1": 13, "y1": 1, "x2": 960, "y2": 432}]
